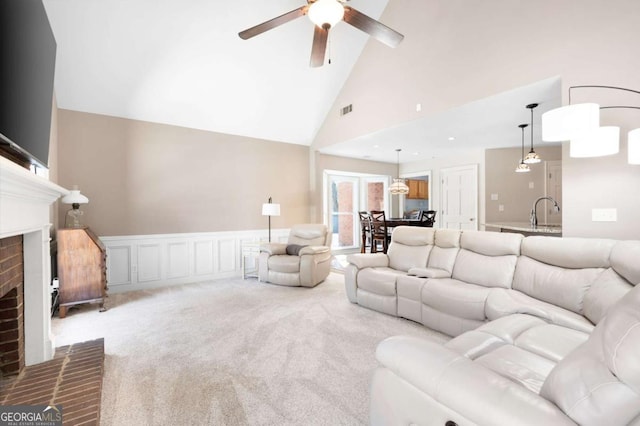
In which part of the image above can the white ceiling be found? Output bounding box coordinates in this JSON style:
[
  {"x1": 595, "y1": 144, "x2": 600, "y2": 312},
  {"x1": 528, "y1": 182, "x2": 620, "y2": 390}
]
[
  {"x1": 319, "y1": 77, "x2": 563, "y2": 163},
  {"x1": 42, "y1": 0, "x2": 562, "y2": 164},
  {"x1": 42, "y1": 0, "x2": 389, "y2": 145}
]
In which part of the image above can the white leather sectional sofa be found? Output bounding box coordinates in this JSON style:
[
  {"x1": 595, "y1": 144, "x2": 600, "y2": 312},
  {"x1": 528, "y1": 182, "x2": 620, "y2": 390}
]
[{"x1": 344, "y1": 227, "x2": 640, "y2": 425}]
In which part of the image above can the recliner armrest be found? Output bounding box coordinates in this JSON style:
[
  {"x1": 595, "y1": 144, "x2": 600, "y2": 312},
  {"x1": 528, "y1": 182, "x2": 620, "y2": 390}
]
[
  {"x1": 375, "y1": 335, "x2": 574, "y2": 425},
  {"x1": 260, "y1": 243, "x2": 287, "y2": 255},
  {"x1": 346, "y1": 253, "x2": 389, "y2": 269},
  {"x1": 299, "y1": 245, "x2": 330, "y2": 256},
  {"x1": 408, "y1": 267, "x2": 451, "y2": 278}
]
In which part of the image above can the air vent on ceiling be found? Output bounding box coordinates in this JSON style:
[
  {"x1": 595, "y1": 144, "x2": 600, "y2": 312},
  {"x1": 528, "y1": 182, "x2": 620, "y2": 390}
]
[{"x1": 340, "y1": 104, "x2": 353, "y2": 116}]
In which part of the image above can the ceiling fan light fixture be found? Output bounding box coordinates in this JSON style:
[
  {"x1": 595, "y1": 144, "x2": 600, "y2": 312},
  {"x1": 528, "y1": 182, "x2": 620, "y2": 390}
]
[{"x1": 308, "y1": 0, "x2": 344, "y2": 28}]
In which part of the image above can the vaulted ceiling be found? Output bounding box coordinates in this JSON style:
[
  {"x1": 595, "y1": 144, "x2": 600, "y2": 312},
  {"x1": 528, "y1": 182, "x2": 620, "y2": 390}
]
[
  {"x1": 43, "y1": 0, "x2": 390, "y2": 146},
  {"x1": 43, "y1": 0, "x2": 561, "y2": 163}
]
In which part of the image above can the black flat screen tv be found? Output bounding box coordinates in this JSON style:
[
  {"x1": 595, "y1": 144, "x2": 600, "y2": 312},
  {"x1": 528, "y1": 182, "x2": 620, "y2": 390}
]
[{"x1": 0, "y1": 0, "x2": 56, "y2": 169}]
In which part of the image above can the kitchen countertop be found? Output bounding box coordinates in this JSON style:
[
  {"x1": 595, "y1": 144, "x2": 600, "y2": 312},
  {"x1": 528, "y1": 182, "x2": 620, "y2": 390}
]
[{"x1": 484, "y1": 222, "x2": 563, "y2": 234}]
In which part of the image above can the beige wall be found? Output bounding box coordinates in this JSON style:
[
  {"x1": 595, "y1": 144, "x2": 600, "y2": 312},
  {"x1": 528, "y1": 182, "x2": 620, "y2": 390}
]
[
  {"x1": 56, "y1": 110, "x2": 310, "y2": 236},
  {"x1": 312, "y1": 0, "x2": 640, "y2": 238},
  {"x1": 485, "y1": 146, "x2": 562, "y2": 224}
]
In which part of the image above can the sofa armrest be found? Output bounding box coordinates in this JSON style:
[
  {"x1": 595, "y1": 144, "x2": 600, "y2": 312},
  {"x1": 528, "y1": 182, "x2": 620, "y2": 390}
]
[
  {"x1": 346, "y1": 253, "x2": 389, "y2": 269},
  {"x1": 299, "y1": 245, "x2": 330, "y2": 256},
  {"x1": 375, "y1": 335, "x2": 575, "y2": 425},
  {"x1": 408, "y1": 267, "x2": 451, "y2": 278},
  {"x1": 260, "y1": 243, "x2": 287, "y2": 255}
]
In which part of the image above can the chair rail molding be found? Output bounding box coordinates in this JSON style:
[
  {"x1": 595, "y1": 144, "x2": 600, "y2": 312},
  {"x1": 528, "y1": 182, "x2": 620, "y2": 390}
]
[{"x1": 101, "y1": 228, "x2": 290, "y2": 293}]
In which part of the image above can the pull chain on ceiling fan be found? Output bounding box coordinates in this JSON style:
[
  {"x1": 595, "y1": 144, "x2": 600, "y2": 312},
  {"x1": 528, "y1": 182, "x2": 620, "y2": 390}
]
[{"x1": 238, "y1": 0, "x2": 404, "y2": 67}]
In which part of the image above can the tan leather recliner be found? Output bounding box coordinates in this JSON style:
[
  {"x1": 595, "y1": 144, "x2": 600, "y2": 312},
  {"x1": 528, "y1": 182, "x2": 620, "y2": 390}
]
[{"x1": 258, "y1": 224, "x2": 332, "y2": 287}]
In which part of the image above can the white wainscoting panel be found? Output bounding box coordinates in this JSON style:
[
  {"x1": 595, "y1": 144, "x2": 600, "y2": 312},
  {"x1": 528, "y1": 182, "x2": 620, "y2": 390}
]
[
  {"x1": 106, "y1": 245, "x2": 132, "y2": 286},
  {"x1": 101, "y1": 229, "x2": 289, "y2": 293},
  {"x1": 167, "y1": 241, "x2": 189, "y2": 279},
  {"x1": 194, "y1": 240, "x2": 215, "y2": 276},
  {"x1": 138, "y1": 244, "x2": 162, "y2": 282}
]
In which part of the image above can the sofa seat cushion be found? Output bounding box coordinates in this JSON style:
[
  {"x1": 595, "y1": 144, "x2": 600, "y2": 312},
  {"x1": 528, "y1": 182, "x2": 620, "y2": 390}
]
[
  {"x1": 447, "y1": 314, "x2": 590, "y2": 361},
  {"x1": 358, "y1": 267, "x2": 406, "y2": 296},
  {"x1": 446, "y1": 314, "x2": 590, "y2": 394},
  {"x1": 267, "y1": 255, "x2": 301, "y2": 273},
  {"x1": 422, "y1": 278, "x2": 491, "y2": 321},
  {"x1": 486, "y1": 288, "x2": 595, "y2": 334}
]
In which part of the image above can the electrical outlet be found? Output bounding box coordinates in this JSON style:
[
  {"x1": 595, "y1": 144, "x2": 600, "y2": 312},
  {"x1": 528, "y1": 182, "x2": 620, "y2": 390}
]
[
  {"x1": 529, "y1": 182, "x2": 535, "y2": 189},
  {"x1": 491, "y1": 193, "x2": 499, "y2": 201},
  {"x1": 592, "y1": 208, "x2": 617, "y2": 222},
  {"x1": 499, "y1": 204, "x2": 504, "y2": 212}
]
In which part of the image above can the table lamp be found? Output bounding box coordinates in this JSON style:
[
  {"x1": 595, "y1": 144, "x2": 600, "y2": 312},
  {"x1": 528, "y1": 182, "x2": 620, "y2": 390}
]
[{"x1": 61, "y1": 185, "x2": 89, "y2": 228}]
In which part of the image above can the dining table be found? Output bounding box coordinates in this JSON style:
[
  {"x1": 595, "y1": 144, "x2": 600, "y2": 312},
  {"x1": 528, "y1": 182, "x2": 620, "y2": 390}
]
[{"x1": 385, "y1": 218, "x2": 432, "y2": 227}]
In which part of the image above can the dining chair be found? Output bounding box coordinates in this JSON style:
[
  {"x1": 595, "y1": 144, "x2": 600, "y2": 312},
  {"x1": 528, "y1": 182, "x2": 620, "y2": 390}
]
[
  {"x1": 404, "y1": 209, "x2": 420, "y2": 219},
  {"x1": 419, "y1": 210, "x2": 437, "y2": 227},
  {"x1": 370, "y1": 210, "x2": 390, "y2": 253},
  {"x1": 358, "y1": 211, "x2": 372, "y2": 253}
]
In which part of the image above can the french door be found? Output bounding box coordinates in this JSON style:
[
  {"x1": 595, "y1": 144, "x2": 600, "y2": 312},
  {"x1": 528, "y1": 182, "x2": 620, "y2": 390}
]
[{"x1": 325, "y1": 172, "x2": 388, "y2": 251}]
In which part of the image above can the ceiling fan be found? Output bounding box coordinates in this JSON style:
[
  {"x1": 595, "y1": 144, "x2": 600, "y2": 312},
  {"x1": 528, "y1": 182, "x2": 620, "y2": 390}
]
[{"x1": 238, "y1": 0, "x2": 404, "y2": 67}]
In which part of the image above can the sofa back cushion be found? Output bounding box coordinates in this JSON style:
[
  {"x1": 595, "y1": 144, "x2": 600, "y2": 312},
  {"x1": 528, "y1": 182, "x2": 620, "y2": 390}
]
[
  {"x1": 513, "y1": 256, "x2": 604, "y2": 316},
  {"x1": 288, "y1": 224, "x2": 329, "y2": 246},
  {"x1": 610, "y1": 240, "x2": 640, "y2": 285},
  {"x1": 541, "y1": 284, "x2": 640, "y2": 425},
  {"x1": 583, "y1": 268, "x2": 633, "y2": 324},
  {"x1": 451, "y1": 232, "x2": 522, "y2": 289},
  {"x1": 521, "y1": 236, "x2": 615, "y2": 269},
  {"x1": 387, "y1": 227, "x2": 434, "y2": 272}
]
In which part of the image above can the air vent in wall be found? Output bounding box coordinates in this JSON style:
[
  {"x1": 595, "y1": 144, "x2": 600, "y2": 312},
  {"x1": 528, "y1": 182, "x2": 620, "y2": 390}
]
[{"x1": 340, "y1": 104, "x2": 353, "y2": 116}]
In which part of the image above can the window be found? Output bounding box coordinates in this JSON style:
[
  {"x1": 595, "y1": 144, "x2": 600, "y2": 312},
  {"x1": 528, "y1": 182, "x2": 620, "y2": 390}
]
[{"x1": 324, "y1": 171, "x2": 388, "y2": 251}]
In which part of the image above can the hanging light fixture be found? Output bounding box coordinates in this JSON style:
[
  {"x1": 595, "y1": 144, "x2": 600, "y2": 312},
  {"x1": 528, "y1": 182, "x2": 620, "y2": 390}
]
[
  {"x1": 629, "y1": 128, "x2": 640, "y2": 164},
  {"x1": 523, "y1": 103, "x2": 542, "y2": 164},
  {"x1": 389, "y1": 149, "x2": 409, "y2": 195},
  {"x1": 541, "y1": 86, "x2": 640, "y2": 161},
  {"x1": 515, "y1": 124, "x2": 531, "y2": 173}
]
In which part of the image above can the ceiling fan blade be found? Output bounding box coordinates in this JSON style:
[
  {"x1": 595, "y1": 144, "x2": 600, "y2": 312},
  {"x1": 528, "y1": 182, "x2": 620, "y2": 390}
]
[
  {"x1": 343, "y1": 7, "x2": 404, "y2": 48},
  {"x1": 239, "y1": 6, "x2": 307, "y2": 40},
  {"x1": 310, "y1": 25, "x2": 329, "y2": 67}
]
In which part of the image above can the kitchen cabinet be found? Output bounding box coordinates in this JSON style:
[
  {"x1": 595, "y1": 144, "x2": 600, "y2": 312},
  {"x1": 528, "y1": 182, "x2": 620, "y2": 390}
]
[{"x1": 407, "y1": 179, "x2": 428, "y2": 199}]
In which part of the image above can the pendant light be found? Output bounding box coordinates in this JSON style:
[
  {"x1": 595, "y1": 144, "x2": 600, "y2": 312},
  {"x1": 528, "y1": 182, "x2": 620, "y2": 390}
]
[
  {"x1": 515, "y1": 124, "x2": 531, "y2": 173},
  {"x1": 389, "y1": 149, "x2": 409, "y2": 194},
  {"x1": 523, "y1": 103, "x2": 542, "y2": 164}
]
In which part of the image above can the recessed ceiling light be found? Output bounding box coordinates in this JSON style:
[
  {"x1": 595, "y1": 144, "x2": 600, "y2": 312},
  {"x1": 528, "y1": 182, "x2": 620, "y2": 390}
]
[
  {"x1": 412, "y1": 152, "x2": 420, "y2": 156},
  {"x1": 448, "y1": 136, "x2": 456, "y2": 141},
  {"x1": 373, "y1": 145, "x2": 380, "y2": 148}
]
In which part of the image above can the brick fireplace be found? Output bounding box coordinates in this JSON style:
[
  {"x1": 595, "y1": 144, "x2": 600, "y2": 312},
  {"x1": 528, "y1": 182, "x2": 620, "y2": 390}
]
[
  {"x1": 0, "y1": 235, "x2": 25, "y2": 376},
  {"x1": 0, "y1": 156, "x2": 67, "y2": 371}
]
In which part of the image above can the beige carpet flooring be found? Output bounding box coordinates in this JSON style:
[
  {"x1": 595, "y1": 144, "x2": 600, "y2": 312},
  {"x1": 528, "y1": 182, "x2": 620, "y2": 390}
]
[{"x1": 52, "y1": 273, "x2": 448, "y2": 425}]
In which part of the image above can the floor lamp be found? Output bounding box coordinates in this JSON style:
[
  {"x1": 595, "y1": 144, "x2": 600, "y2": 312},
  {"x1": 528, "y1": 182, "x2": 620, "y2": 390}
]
[{"x1": 261, "y1": 197, "x2": 280, "y2": 242}]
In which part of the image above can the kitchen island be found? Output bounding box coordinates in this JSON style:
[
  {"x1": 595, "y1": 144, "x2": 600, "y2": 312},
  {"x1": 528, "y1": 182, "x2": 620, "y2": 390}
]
[{"x1": 484, "y1": 222, "x2": 562, "y2": 237}]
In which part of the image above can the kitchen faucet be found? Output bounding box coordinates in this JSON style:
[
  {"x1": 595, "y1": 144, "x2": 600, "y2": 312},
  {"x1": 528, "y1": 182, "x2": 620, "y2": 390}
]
[{"x1": 530, "y1": 196, "x2": 560, "y2": 228}]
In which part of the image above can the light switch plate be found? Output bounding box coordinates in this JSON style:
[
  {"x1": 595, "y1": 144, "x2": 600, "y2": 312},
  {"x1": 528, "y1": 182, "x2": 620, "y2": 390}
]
[
  {"x1": 529, "y1": 182, "x2": 535, "y2": 189},
  {"x1": 592, "y1": 208, "x2": 617, "y2": 222},
  {"x1": 498, "y1": 204, "x2": 504, "y2": 212},
  {"x1": 491, "y1": 193, "x2": 499, "y2": 201}
]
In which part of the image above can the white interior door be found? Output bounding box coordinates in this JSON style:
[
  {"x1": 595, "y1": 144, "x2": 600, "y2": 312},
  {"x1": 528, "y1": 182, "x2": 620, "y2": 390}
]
[{"x1": 440, "y1": 165, "x2": 478, "y2": 230}]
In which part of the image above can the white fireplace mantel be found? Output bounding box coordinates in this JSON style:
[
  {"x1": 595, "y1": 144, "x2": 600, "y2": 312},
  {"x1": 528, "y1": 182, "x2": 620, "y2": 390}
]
[{"x1": 0, "y1": 155, "x2": 68, "y2": 365}]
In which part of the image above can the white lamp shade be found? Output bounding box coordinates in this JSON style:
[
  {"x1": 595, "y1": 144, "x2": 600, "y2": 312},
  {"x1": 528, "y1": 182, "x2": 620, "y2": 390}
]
[
  {"x1": 570, "y1": 126, "x2": 620, "y2": 158},
  {"x1": 514, "y1": 162, "x2": 531, "y2": 173},
  {"x1": 308, "y1": 0, "x2": 344, "y2": 28},
  {"x1": 61, "y1": 189, "x2": 89, "y2": 204},
  {"x1": 542, "y1": 103, "x2": 600, "y2": 142},
  {"x1": 628, "y1": 128, "x2": 640, "y2": 165},
  {"x1": 389, "y1": 179, "x2": 409, "y2": 195},
  {"x1": 262, "y1": 203, "x2": 281, "y2": 216}
]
